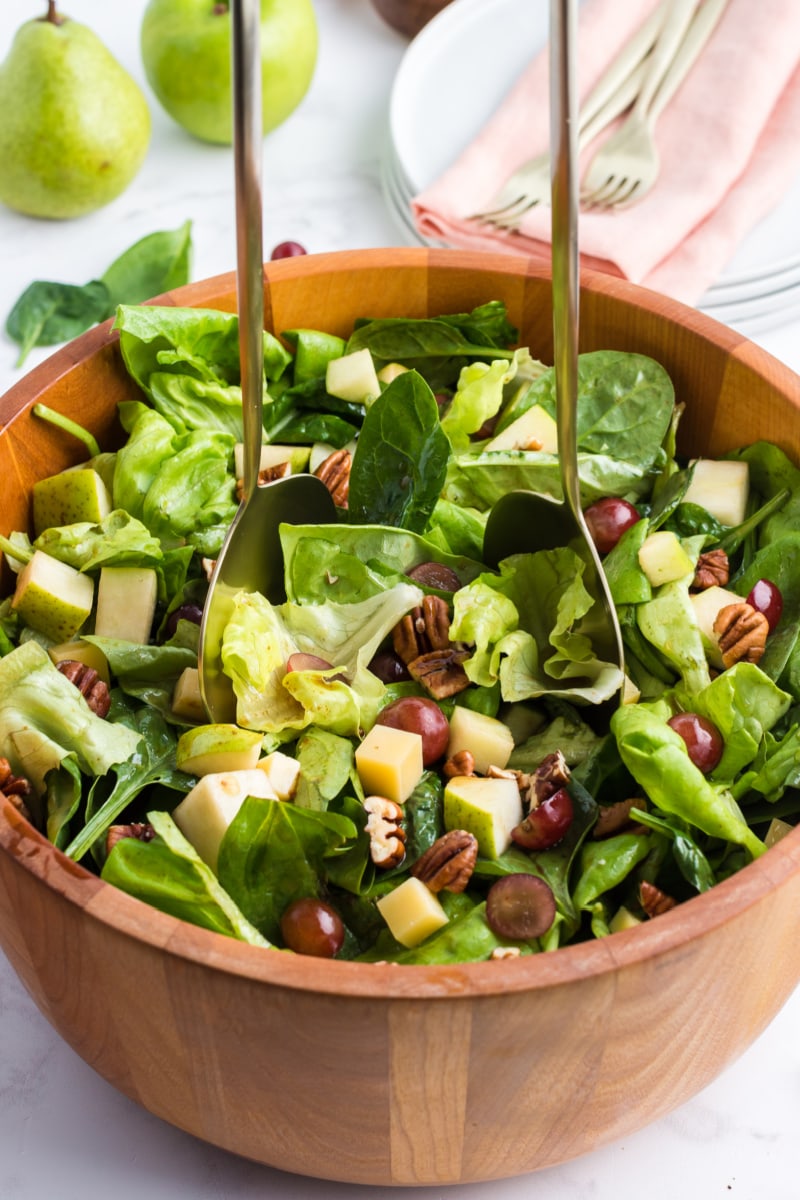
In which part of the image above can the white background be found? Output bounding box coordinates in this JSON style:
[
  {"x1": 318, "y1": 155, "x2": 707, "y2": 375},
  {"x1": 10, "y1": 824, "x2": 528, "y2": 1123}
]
[{"x1": 0, "y1": 2, "x2": 798, "y2": 1198}]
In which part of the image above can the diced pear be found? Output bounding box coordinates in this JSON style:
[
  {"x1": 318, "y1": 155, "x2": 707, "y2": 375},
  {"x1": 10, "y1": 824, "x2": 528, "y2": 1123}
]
[
  {"x1": 690, "y1": 585, "x2": 743, "y2": 669},
  {"x1": 486, "y1": 405, "x2": 558, "y2": 453},
  {"x1": 325, "y1": 348, "x2": 381, "y2": 404},
  {"x1": 176, "y1": 723, "x2": 264, "y2": 777},
  {"x1": 765, "y1": 818, "x2": 795, "y2": 849},
  {"x1": 171, "y1": 667, "x2": 206, "y2": 723},
  {"x1": 309, "y1": 438, "x2": 358, "y2": 474},
  {"x1": 376, "y1": 876, "x2": 449, "y2": 948},
  {"x1": 11, "y1": 550, "x2": 94, "y2": 642},
  {"x1": 94, "y1": 565, "x2": 157, "y2": 643},
  {"x1": 233, "y1": 443, "x2": 311, "y2": 479},
  {"x1": 621, "y1": 675, "x2": 641, "y2": 705},
  {"x1": 446, "y1": 706, "x2": 514, "y2": 775},
  {"x1": 377, "y1": 362, "x2": 409, "y2": 385},
  {"x1": 637, "y1": 530, "x2": 693, "y2": 587},
  {"x1": 683, "y1": 459, "x2": 749, "y2": 527},
  {"x1": 609, "y1": 905, "x2": 643, "y2": 933},
  {"x1": 443, "y1": 775, "x2": 523, "y2": 859},
  {"x1": 498, "y1": 701, "x2": 545, "y2": 746},
  {"x1": 256, "y1": 751, "x2": 301, "y2": 801},
  {"x1": 32, "y1": 468, "x2": 112, "y2": 536},
  {"x1": 355, "y1": 724, "x2": 424, "y2": 804},
  {"x1": 172, "y1": 769, "x2": 278, "y2": 872},
  {"x1": 48, "y1": 638, "x2": 110, "y2": 683}
]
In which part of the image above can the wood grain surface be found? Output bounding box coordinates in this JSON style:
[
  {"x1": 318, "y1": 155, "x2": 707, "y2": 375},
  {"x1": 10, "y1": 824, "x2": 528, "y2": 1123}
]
[{"x1": 1, "y1": 249, "x2": 799, "y2": 1185}]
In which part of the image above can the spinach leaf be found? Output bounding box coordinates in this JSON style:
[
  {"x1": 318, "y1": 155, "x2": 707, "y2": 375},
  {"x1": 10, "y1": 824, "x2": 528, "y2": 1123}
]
[
  {"x1": 101, "y1": 220, "x2": 193, "y2": 309},
  {"x1": 381, "y1": 770, "x2": 443, "y2": 879},
  {"x1": 348, "y1": 370, "x2": 450, "y2": 532},
  {"x1": 630, "y1": 808, "x2": 716, "y2": 893},
  {"x1": 346, "y1": 308, "x2": 516, "y2": 366},
  {"x1": 65, "y1": 703, "x2": 194, "y2": 864},
  {"x1": 6, "y1": 280, "x2": 111, "y2": 366},
  {"x1": 102, "y1": 811, "x2": 269, "y2": 946}
]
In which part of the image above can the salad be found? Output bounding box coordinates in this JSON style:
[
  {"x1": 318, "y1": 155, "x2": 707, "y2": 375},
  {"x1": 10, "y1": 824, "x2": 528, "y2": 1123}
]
[{"x1": 1, "y1": 298, "x2": 799, "y2": 965}]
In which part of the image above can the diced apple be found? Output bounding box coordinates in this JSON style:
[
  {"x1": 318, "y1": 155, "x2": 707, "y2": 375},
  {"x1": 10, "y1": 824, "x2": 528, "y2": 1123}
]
[
  {"x1": 325, "y1": 348, "x2": 381, "y2": 404},
  {"x1": 49, "y1": 638, "x2": 110, "y2": 684},
  {"x1": 95, "y1": 566, "x2": 157, "y2": 643},
  {"x1": 765, "y1": 818, "x2": 794, "y2": 849},
  {"x1": 621, "y1": 675, "x2": 641, "y2": 705},
  {"x1": 377, "y1": 362, "x2": 409, "y2": 385},
  {"x1": 256, "y1": 751, "x2": 301, "y2": 801},
  {"x1": 309, "y1": 438, "x2": 358, "y2": 475},
  {"x1": 172, "y1": 769, "x2": 278, "y2": 873},
  {"x1": 690, "y1": 585, "x2": 743, "y2": 669},
  {"x1": 609, "y1": 905, "x2": 643, "y2": 933},
  {"x1": 171, "y1": 667, "x2": 206, "y2": 723},
  {"x1": 637, "y1": 530, "x2": 693, "y2": 587},
  {"x1": 683, "y1": 459, "x2": 749, "y2": 527},
  {"x1": 443, "y1": 775, "x2": 523, "y2": 859},
  {"x1": 355, "y1": 724, "x2": 424, "y2": 804},
  {"x1": 233, "y1": 443, "x2": 311, "y2": 479},
  {"x1": 376, "y1": 877, "x2": 449, "y2": 948},
  {"x1": 486, "y1": 405, "x2": 558, "y2": 453},
  {"x1": 176, "y1": 723, "x2": 264, "y2": 776},
  {"x1": 446, "y1": 706, "x2": 514, "y2": 775},
  {"x1": 12, "y1": 550, "x2": 94, "y2": 643}
]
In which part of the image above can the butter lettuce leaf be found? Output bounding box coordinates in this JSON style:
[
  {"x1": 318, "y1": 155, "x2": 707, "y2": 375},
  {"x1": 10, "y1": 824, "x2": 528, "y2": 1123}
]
[{"x1": 0, "y1": 642, "x2": 140, "y2": 793}]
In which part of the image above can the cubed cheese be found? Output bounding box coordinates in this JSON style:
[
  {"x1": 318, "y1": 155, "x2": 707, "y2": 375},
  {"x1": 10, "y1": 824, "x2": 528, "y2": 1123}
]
[
  {"x1": 355, "y1": 724, "x2": 424, "y2": 804},
  {"x1": 376, "y1": 877, "x2": 449, "y2": 948}
]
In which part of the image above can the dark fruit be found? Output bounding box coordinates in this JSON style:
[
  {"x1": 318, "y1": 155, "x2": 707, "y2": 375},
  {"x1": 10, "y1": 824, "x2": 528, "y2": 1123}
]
[
  {"x1": 375, "y1": 696, "x2": 449, "y2": 766},
  {"x1": 165, "y1": 602, "x2": 204, "y2": 638},
  {"x1": 583, "y1": 497, "x2": 640, "y2": 554},
  {"x1": 746, "y1": 578, "x2": 783, "y2": 631},
  {"x1": 271, "y1": 241, "x2": 307, "y2": 259},
  {"x1": 286, "y1": 652, "x2": 348, "y2": 683},
  {"x1": 486, "y1": 874, "x2": 556, "y2": 941},
  {"x1": 368, "y1": 649, "x2": 410, "y2": 684},
  {"x1": 280, "y1": 897, "x2": 345, "y2": 958},
  {"x1": 407, "y1": 561, "x2": 462, "y2": 592},
  {"x1": 667, "y1": 712, "x2": 723, "y2": 774},
  {"x1": 511, "y1": 787, "x2": 574, "y2": 850}
]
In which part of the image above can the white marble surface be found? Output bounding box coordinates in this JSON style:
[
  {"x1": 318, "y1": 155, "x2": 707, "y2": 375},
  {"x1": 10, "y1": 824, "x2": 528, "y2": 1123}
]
[{"x1": 0, "y1": 2, "x2": 798, "y2": 1197}]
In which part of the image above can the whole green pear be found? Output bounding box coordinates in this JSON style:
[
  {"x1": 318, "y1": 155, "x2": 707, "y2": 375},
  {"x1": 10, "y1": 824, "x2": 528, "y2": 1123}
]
[
  {"x1": 0, "y1": 2, "x2": 151, "y2": 220},
  {"x1": 141, "y1": 0, "x2": 318, "y2": 145}
]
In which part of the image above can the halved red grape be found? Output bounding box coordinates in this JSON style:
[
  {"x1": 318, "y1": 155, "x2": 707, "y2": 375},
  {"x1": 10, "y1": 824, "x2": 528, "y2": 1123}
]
[
  {"x1": 280, "y1": 898, "x2": 345, "y2": 958},
  {"x1": 375, "y1": 696, "x2": 449, "y2": 766},
  {"x1": 270, "y1": 241, "x2": 307, "y2": 259},
  {"x1": 165, "y1": 602, "x2": 203, "y2": 638},
  {"x1": 746, "y1": 578, "x2": 783, "y2": 631},
  {"x1": 511, "y1": 787, "x2": 574, "y2": 850},
  {"x1": 667, "y1": 712, "x2": 723, "y2": 774},
  {"x1": 368, "y1": 650, "x2": 410, "y2": 684},
  {"x1": 486, "y1": 874, "x2": 556, "y2": 940},
  {"x1": 583, "y1": 497, "x2": 640, "y2": 554}
]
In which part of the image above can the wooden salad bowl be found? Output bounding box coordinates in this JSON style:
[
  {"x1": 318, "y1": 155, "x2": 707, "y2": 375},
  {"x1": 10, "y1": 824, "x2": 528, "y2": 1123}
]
[{"x1": 1, "y1": 249, "x2": 799, "y2": 1186}]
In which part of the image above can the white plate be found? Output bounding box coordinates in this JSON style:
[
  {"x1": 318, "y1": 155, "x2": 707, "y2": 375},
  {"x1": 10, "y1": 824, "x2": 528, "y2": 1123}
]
[{"x1": 387, "y1": 0, "x2": 800, "y2": 326}]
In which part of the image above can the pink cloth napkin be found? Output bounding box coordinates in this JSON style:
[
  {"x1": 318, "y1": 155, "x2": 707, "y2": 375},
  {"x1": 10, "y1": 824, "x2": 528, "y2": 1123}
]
[{"x1": 411, "y1": 0, "x2": 800, "y2": 304}]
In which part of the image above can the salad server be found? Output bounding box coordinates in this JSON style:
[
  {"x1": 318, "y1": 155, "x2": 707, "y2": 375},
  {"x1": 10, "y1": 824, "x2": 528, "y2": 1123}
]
[
  {"x1": 198, "y1": 0, "x2": 335, "y2": 723},
  {"x1": 483, "y1": 0, "x2": 625, "y2": 688}
]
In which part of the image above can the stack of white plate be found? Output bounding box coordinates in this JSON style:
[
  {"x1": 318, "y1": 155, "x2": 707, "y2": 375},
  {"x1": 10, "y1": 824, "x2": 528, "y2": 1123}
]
[{"x1": 382, "y1": 0, "x2": 800, "y2": 335}]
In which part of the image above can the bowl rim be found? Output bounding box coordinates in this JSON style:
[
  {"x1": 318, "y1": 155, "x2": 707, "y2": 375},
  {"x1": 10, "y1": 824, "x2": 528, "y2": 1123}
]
[{"x1": 2, "y1": 246, "x2": 800, "y2": 1000}]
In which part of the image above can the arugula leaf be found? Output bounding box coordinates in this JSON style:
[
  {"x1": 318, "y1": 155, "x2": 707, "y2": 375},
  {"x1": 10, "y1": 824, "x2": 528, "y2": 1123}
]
[{"x1": 348, "y1": 370, "x2": 450, "y2": 531}]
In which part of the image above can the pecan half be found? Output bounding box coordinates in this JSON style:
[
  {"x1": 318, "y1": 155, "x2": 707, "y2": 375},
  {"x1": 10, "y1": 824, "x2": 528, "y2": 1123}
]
[
  {"x1": 691, "y1": 548, "x2": 730, "y2": 591},
  {"x1": 0, "y1": 757, "x2": 32, "y2": 821},
  {"x1": 713, "y1": 602, "x2": 769, "y2": 669},
  {"x1": 592, "y1": 797, "x2": 642, "y2": 839},
  {"x1": 406, "y1": 561, "x2": 462, "y2": 593},
  {"x1": 639, "y1": 880, "x2": 677, "y2": 918},
  {"x1": 56, "y1": 660, "x2": 111, "y2": 718},
  {"x1": 529, "y1": 751, "x2": 571, "y2": 808},
  {"x1": 392, "y1": 595, "x2": 453, "y2": 664},
  {"x1": 407, "y1": 647, "x2": 471, "y2": 699},
  {"x1": 314, "y1": 448, "x2": 351, "y2": 508},
  {"x1": 364, "y1": 796, "x2": 406, "y2": 868},
  {"x1": 443, "y1": 750, "x2": 476, "y2": 778},
  {"x1": 106, "y1": 822, "x2": 156, "y2": 857},
  {"x1": 410, "y1": 829, "x2": 478, "y2": 893},
  {"x1": 490, "y1": 945, "x2": 522, "y2": 960},
  {"x1": 236, "y1": 461, "x2": 291, "y2": 501}
]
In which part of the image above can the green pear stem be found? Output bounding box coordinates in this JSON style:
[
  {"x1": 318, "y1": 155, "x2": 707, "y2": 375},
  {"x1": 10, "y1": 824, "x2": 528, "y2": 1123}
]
[{"x1": 44, "y1": 1, "x2": 65, "y2": 25}]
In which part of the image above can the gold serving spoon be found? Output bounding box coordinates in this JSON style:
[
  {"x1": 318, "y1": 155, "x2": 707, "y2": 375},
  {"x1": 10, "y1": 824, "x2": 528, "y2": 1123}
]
[
  {"x1": 483, "y1": 0, "x2": 625, "y2": 692},
  {"x1": 198, "y1": 0, "x2": 335, "y2": 723}
]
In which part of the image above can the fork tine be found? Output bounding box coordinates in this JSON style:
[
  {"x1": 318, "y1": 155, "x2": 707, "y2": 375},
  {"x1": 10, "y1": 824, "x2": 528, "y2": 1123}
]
[{"x1": 471, "y1": 194, "x2": 531, "y2": 222}]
